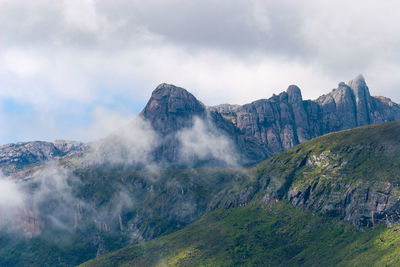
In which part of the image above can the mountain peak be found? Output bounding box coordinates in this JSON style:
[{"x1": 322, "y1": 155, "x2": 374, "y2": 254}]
[
  {"x1": 150, "y1": 83, "x2": 192, "y2": 98},
  {"x1": 346, "y1": 74, "x2": 372, "y2": 126},
  {"x1": 348, "y1": 74, "x2": 368, "y2": 92},
  {"x1": 141, "y1": 83, "x2": 206, "y2": 136},
  {"x1": 286, "y1": 85, "x2": 303, "y2": 103},
  {"x1": 353, "y1": 74, "x2": 366, "y2": 83}
]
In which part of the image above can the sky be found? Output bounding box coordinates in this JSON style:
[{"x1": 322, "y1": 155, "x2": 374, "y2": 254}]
[{"x1": 1, "y1": 0, "x2": 400, "y2": 144}]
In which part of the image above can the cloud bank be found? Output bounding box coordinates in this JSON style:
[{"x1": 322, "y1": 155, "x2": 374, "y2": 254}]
[{"x1": 1, "y1": 0, "x2": 400, "y2": 143}]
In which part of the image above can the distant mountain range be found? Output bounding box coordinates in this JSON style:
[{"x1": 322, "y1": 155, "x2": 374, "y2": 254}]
[{"x1": 2, "y1": 75, "x2": 400, "y2": 173}]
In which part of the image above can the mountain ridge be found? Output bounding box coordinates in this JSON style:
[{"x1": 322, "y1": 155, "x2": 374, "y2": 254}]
[
  {"x1": 2, "y1": 75, "x2": 400, "y2": 173},
  {"x1": 140, "y1": 74, "x2": 400, "y2": 166}
]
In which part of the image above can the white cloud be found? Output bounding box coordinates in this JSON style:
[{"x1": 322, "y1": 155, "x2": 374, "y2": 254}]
[
  {"x1": 63, "y1": 0, "x2": 100, "y2": 33},
  {"x1": 74, "y1": 106, "x2": 134, "y2": 141},
  {"x1": 0, "y1": 0, "x2": 400, "y2": 143},
  {"x1": 0, "y1": 174, "x2": 25, "y2": 210},
  {"x1": 3, "y1": 49, "x2": 44, "y2": 77},
  {"x1": 178, "y1": 117, "x2": 238, "y2": 166}
]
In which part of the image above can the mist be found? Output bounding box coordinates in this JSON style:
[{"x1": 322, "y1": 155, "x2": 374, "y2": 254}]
[
  {"x1": 177, "y1": 116, "x2": 239, "y2": 167},
  {"x1": 0, "y1": 109, "x2": 242, "y2": 242}
]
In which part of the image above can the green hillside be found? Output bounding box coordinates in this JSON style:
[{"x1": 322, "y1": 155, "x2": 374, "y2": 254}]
[
  {"x1": 80, "y1": 202, "x2": 400, "y2": 267},
  {"x1": 2, "y1": 122, "x2": 400, "y2": 266},
  {"x1": 0, "y1": 167, "x2": 250, "y2": 267},
  {"x1": 81, "y1": 122, "x2": 400, "y2": 266}
]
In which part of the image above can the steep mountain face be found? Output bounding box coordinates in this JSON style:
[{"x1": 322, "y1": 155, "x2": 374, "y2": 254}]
[
  {"x1": 139, "y1": 83, "x2": 264, "y2": 166},
  {"x1": 239, "y1": 122, "x2": 400, "y2": 229},
  {"x1": 0, "y1": 140, "x2": 88, "y2": 175},
  {"x1": 140, "y1": 83, "x2": 207, "y2": 136},
  {"x1": 211, "y1": 75, "x2": 400, "y2": 163},
  {"x1": 139, "y1": 83, "x2": 207, "y2": 164}
]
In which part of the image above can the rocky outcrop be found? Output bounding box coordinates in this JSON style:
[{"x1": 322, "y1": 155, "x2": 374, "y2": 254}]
[
  {"x1": 139, "y1": 83, "x2": 262, "y2": 166},
  {"x1": 140, "y1": 83, "x2": 207, "y2": 136},
  {"x1": 207, "y1": 75, "x2": 400, "y2": 164},
  {"x1": 137, "y1": 75, "x2": 400, "y2": 166},
  {"x1": 139, "y1": 83, "x2": 207, "y2": 164},
  {"x1": 240, "y1": 121, "x2": 400, "y2": 229}
]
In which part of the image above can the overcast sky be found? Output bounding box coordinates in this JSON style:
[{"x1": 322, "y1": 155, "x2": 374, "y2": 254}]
[{"x1": 1, "y1": 0, "x2": 400, "y2": 144}]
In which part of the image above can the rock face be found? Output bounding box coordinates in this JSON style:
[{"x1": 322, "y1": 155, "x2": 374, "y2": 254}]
[
  {"x1": 139, "y1": 83, "x2": 258, "y2": 166},
  {"x1": 0, "y1": 140, "x2": 88, "y2": 175},
  {"x1": 139, "y1": 75, "x2": 400, "y2": 166},
  {"x1": 206, "y1": 75, "x2": 400, "y2": 164},
  {"x1": 139, "y1": 83, "x2": 207, "y2": 164},
  {"x1": 258, "y1": 122, "x2": 400, "y2": 229},
  {"x1": 140, "y1": 83, "x2": 207, "y2": 136}
]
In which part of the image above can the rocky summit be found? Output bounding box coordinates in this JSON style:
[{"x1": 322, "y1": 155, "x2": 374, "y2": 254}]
[{"x1": 141, "y1": 75, "x2": 400, "y2": 165}]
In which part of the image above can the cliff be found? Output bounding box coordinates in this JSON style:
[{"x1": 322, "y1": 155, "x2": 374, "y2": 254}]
[{"x1": 141, "y1": 75, "x2": 400, "y2": 165}]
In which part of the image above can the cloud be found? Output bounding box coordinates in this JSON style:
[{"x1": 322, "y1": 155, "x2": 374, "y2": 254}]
[
  {"x1": 178, "y1": 116, "x2": 238, "y2": 167},
  {"x1": 0, "y1": 165, "x2": 80, "y2": 234},
  {"x1": 0, "y1": 173, "x2": 26, "y2": 228},
  {"x1": 85, "y1": 115, "x2": 160, "y2": 166},
  {"x1": 1, "y1": 0, "x2": 400, "y2": 143},
  {"x1": 74, "y1": 106, "x2": 136, "y2": 141}
]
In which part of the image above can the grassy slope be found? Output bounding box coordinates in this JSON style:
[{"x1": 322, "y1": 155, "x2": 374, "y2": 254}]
[
  {"x1": 248, "y1": 122, "x2": 400, "y2": 225},
  {"x1": 3, "y1": 122, "x2": 400, "y2": 266},
  {"x1": 81, "y1": 122, "x2": 400, "y2": 266},
  {"x1": 0, "y1": 167, "x2": 253, "y2": 267},
  {"x1": 252, "y1": 121, "x2": 400, "y2": 187},
  {"x1": 80, "y1": 202, "x2": 400, "y2": 267}
]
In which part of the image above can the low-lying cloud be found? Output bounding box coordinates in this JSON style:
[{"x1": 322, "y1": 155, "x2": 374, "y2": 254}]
[
  {"x1": 178, "y1": 117, "x2": 239, "y2": 167},
  {"x1": 0, "y1": 173, "x2": 26, "y2": 229},
  {"x1": 0, "y1": 112, "x2": 242, "y2": 236}
]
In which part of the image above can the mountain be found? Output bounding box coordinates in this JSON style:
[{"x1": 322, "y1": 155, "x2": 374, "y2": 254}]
[
  {"x1": 140, "y1": 75, "x2": 400, "y2": 166},
  {"x1": 80, "y1": 121, "x2": 400, "y2": 266},
  {"x1": 1, "y1": 121, "x2": 400, "y2": 266},
  {"x1": 2, "y1": 76, "x2": 400, "y2": 266},
  {"x1": 1, "y1": 75, "x2": 400, "y2": 172},
  {"x1": 209, "y1": 75, "x2": 400, "y2": 162},
  {"x1": 139, "y1": 83, "x2": 253, "y2": 166}
]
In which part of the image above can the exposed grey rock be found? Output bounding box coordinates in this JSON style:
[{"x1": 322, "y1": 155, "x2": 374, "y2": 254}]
[
  {"x1": 348, "y1": 74, "x2": 372, "y2": 126},
  {"x1": 0, "y1": 140, "x2": 88, "y2": 175},
  {"x1": 139, "y1": 83, "x2": 255, "y2": 166},
  {"x1": 206, "y1": 75, "x2": 400, "y2": 164},
  {"x1": 140, "y1": 83, "x2": 207, "y2": 136}
]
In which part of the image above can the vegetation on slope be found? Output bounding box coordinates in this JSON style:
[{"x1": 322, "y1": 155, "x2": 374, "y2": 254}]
[
  {"x1": 81, "y1": 122, "x2": 400, "y2": 266},
  {"x1": 80, "y1": 202, "x2": 400, "y2": 267},
  {"x1": 0, "y1": 167, "x2": 252, "y2": 267},
  {"x1": 248, "y1": 121, "x2": 400, "y2": 227},
  {"x1": 3, "y1": 122, "x2": 400, "y2": 266}
]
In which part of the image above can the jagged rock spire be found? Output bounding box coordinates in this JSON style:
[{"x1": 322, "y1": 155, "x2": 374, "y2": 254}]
[
  {"x1": 287, "y1": 85, "x2": 303, "y2": 104},
  {"x1": 347, "y1": 74, "x2": 371, "y2": 126}
]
